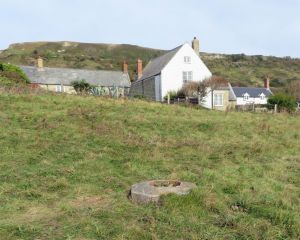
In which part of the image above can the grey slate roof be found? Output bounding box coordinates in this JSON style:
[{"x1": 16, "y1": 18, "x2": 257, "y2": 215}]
[
  {"x1": 231, "y1": 87, "x2": 272, "y2": 98},
  {"x1": 20, "y1": 66, "x2": 131, "y2": 87},
  {"x1": 139, "y1": 45, "x2": 183, "y2": 81}
]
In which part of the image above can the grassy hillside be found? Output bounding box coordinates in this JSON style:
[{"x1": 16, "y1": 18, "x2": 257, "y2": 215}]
[
  {"x1": 0, "y1": 90, "x2": 299, "y2": 239},
  {"x1": 1, "y1": 42, "x2": 300, "y2": 89}
]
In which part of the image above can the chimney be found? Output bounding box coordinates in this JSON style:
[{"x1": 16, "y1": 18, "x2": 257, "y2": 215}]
[
  {"x1": 264, "y1": 76, "x2": 270, "y2": 89},
  {"x1": 123, "y1": 61, "x2": 128, "y2": 74},
  {"x1": 192, "y1": 37, "x2": 200, "y2": 56},
  {"x1": 37, "y1": 56, "x2": 44, "y2": 70},
  {"x1": 136, "y1": 58, "x2": 143, "y2": 79}
]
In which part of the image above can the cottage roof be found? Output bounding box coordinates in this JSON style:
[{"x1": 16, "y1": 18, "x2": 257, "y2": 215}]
[
  {"x1": 231, "y1": 87, "x2": 272, "y2": 98},
  {"x1": 20, "y1": 66, "x2": 131, "y2": 87},
  {"x1": 139, "y1": 45, "x2": 183, "y2": 81}
]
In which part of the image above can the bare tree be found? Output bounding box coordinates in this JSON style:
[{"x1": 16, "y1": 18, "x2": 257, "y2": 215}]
[{"x1": 179, "y1": 81, "x2": 208, "y2": 104}]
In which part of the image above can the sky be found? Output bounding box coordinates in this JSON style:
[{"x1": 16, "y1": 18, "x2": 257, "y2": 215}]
[{"x1": 1, "y1": 0, "x2": 300, "y2": 57}]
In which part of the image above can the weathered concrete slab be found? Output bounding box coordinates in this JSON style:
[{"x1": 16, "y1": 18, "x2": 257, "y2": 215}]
[{"x1": 130, "y1": 180, "x2": 196, "y2": 204}]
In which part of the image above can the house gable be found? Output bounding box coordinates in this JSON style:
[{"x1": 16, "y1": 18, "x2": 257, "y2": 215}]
[{"x1": 160, "y1": 43, "x2": 212, "y2": 98}]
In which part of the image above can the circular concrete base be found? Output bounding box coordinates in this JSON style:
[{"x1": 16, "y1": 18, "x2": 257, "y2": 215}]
[{"x1": 130, "y1": 180, "x2": 196, "y2": 204}]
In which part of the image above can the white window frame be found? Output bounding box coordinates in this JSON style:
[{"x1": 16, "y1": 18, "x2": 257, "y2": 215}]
[
  {"x1": 260, "y1": 93, "x2": 265, "y2": 100},
  {"x1": 243, "y1": 93, "x2": 249, "y2": 101},
  {"x1": 183, "y1": 71, "x2": 193, "y2": 83},
  {"x1": 214, "y1": 93, "x2": 224, "y2": 107},
  {"x1": 56, "y1": 85, "x2": 64, "y2": 93},
  {"x1": 184, "y1": 56, "x2": 191, "y2": 64}
]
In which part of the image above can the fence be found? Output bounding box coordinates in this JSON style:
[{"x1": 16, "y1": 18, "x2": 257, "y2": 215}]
[
  {"x1": 235, "y1": 103, "x2": 278, "y2": 113},
  {"x1": 166, "y1": 96, "x2": 199, "y2": 105}
]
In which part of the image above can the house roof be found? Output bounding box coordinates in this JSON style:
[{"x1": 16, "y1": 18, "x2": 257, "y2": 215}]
[
  {"x1": 20, "y1": 66, "x2": 131, "y2": 87},
  {"x1": 139, "y1": 45, "x2": 183, "y2": 81},
  {"x1": 231, "y1": 87, "x2": 272, "y2": 98}
]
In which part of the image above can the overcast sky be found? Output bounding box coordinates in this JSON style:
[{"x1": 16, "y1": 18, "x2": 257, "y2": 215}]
[{"x1": 1, "y1": 0, "x2": 300, "y2": 57}]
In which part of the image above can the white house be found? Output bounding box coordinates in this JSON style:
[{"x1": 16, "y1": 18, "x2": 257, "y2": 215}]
[
  {"x1": 129, "y1": 37, "x2": 212, "y2": 101},
  {"x1": 229, "y1": 79, "x2": 273, "y2": 106}
]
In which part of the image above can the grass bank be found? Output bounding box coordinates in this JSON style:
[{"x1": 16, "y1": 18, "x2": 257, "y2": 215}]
[{"x1": 0, "y1": 91, "x2": 299, "y2": 239}]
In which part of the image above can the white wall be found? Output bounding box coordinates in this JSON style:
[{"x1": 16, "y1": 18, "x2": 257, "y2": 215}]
[
  {"x1": 236, "y1": 97, "x2": 268, "y2": 105},
  {"x1": 160, "y1": 43, "x2": 212, "y2": 99}
]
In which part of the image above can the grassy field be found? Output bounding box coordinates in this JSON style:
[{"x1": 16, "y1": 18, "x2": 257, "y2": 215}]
[
  {"x1": 1, "y1": 41, "x2": 300, "y2": 89},
  {"x1": 0, "y1": 90, "x2": 299, "y2": 239}
]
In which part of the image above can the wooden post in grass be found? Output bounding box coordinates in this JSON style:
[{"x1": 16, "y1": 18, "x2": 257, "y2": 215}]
[
  {"x1": 198, "y1": 92, "x2": 201, "y2": 106},
  {"x1": 274, "y1": 104, "x2": 278, "y2": 114},
  {"x1": 167, "y1": 93, "x2": 170, "y2": 105}
]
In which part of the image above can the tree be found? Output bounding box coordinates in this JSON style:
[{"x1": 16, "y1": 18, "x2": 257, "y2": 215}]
[
  {"x1": 178, "y1": 81, "x2": 208, "y2": 104},
  {"x1": 71, "y1": 80, "x2": 92, "y2": 94},
  {"x1": 268, "y1": 93, "x2": 296, "y2": 113},
  {"x1": 287, "y1": 80, "x2": 300, "y2": 101}
]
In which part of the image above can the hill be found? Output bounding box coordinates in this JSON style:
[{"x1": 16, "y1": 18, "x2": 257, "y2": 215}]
[
  {"x1": 1, "y1": 41, "x2": 300, "y2": 89},
  {"x1": 0, "y1": 90, "x2": 299, "y2": 239}
]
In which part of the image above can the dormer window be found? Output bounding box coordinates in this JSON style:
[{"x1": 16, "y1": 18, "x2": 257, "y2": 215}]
[
  {"x1": 243, "y1": 93, "x2": 249, "y2": 101},
  {"x1": 184, "y1": 56, "x2": 191, "y2": 64},
  {"x1": 260, "y1": 93, "x2": 265, "y2": 100}
]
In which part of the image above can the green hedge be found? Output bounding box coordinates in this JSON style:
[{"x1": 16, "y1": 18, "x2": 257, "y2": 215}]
[
  {"x1": 0, "y1": 63, "x2": 30, "y2": 86},
  {"x1": 268, "y1": 93, "x2": 296, "y2": 113}
]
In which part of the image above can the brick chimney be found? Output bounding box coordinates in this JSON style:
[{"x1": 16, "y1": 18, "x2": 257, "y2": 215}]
[
  {"x1": 264, "y1": 76, "x2": 270, "y2": 89},
  {"x1": 123, "y1": 61, "x2": 128, "y2": 74},
  {"x1": 136, "y1": 59, "x2": 143, "y2": 79},
  {"x1": 36, "y1": 56, "x2": 44, "y2": 70},
  {"x1": 192, "y1": 37, "x2": 200, "y2": 56}
]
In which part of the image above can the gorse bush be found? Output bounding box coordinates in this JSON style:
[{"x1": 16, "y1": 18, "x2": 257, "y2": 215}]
[
  {"x1": 268, "y1": 93, "x2": 296, "y2": 113},
  {"x1": 71, "y1": 79, "x2": 92, "y2": 94},
  {"x1": 0, "y1": 63, "x2": 30, "y2": 86}
]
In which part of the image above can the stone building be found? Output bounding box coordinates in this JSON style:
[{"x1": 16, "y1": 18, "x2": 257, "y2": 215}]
[{"x1": 21, "y1": 58, "x2": 131, "y2": 96}]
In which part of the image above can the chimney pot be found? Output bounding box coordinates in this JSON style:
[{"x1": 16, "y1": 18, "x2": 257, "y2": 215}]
[
  {"x1": 123, "y1": 61, "x2": 128, "y2": 74},
  {"x1": 37, "y1": 56, "x2": 44, "y2": 70},
  {"x1": 264, "y1": 76, "x2": 270, "y2": 89},
  {"x1": 192, "y1": 37, "x2": 200, "y2": 57},
  {"x1": 136, "y1": 59, "x2": 143, "y2": 79}
]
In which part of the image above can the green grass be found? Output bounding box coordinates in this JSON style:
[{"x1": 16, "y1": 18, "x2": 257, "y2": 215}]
[{"x1": 0, "y1": 90, "x2": 299, "y2": 239}]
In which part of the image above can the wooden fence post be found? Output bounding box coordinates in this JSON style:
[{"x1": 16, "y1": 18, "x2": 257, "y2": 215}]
[
  {"x1": 274, "y1": 104, "x2": 278, "y2": 113},
  {"x1": 198, "y1": 92, "x2": 201, "y2": 106},
  {"x1": 167, "y1": 93, "x2": 170, "y2": 105}
]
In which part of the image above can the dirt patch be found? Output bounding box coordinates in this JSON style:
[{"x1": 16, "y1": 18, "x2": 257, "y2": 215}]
[{"x1": 70, "y1": 196, "x2": 110, "y2": 209}]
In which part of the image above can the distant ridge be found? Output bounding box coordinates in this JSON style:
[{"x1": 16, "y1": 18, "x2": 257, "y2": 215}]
[{"x1": 1, "y1": 41, "x2": 299, "y2": 89}]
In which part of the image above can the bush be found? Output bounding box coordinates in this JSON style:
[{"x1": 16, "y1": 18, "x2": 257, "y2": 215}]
[
  {"x1": 133, "y1": 95, "x2": 147, "y2": 100},
  {"x1": 163, "y1": 91, "x2": 178, "y2": 101},
  {"x1": 0, "y1": 63, "x2": 30, "y2": 86},
  {"x1": 71, "y1": 80, "x2": 92, "y2": 94},
  {"x1": 268, "y1": 93, "x2": 296, "y2": 113}
]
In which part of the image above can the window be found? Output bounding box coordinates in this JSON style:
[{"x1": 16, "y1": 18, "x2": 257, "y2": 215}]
[
  {"x1": 183, "y1": 71, "x2": 193, "y2": 82},
  {"x1": 260, "y1": 94, "x2": 265, "y2": 100},
  {"x1": 243, "y1": 93, "x2": 249, "y2": 101},
  {"x1": 214, "y1": 93, "x2": 224, "y2": 106},
  {"x1": 56, "y1": 85, "x2": 64, "y2": 92},
  {"x1": 184, "y1": 56, "x2": 191, "y2": 64}
]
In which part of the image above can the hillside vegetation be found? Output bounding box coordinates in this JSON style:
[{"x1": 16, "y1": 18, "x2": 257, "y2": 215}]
[
  {"x1": 0, "y1": 90, "x2": 299, "y2": 239},
  {"x1": 1, "y1": 41, "x2": 300, "y2": 89}
]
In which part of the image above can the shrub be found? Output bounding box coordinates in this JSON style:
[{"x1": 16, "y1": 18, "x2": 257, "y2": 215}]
[
  {"x1": 133, "y1": 95, "x2": 146, "y2": 100},
  {"x1": 71, "y1": 80, "x2": 92, "y2": 94},
  {"x1": 0, "y1": 63, "x2": 30, "y2": 86},
  {"x1": 268, "y1": 93, "x2": 296, "y2": 113},
  {"x1": 163, "y1": 91, "x2": 178, "y2": 101}
]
